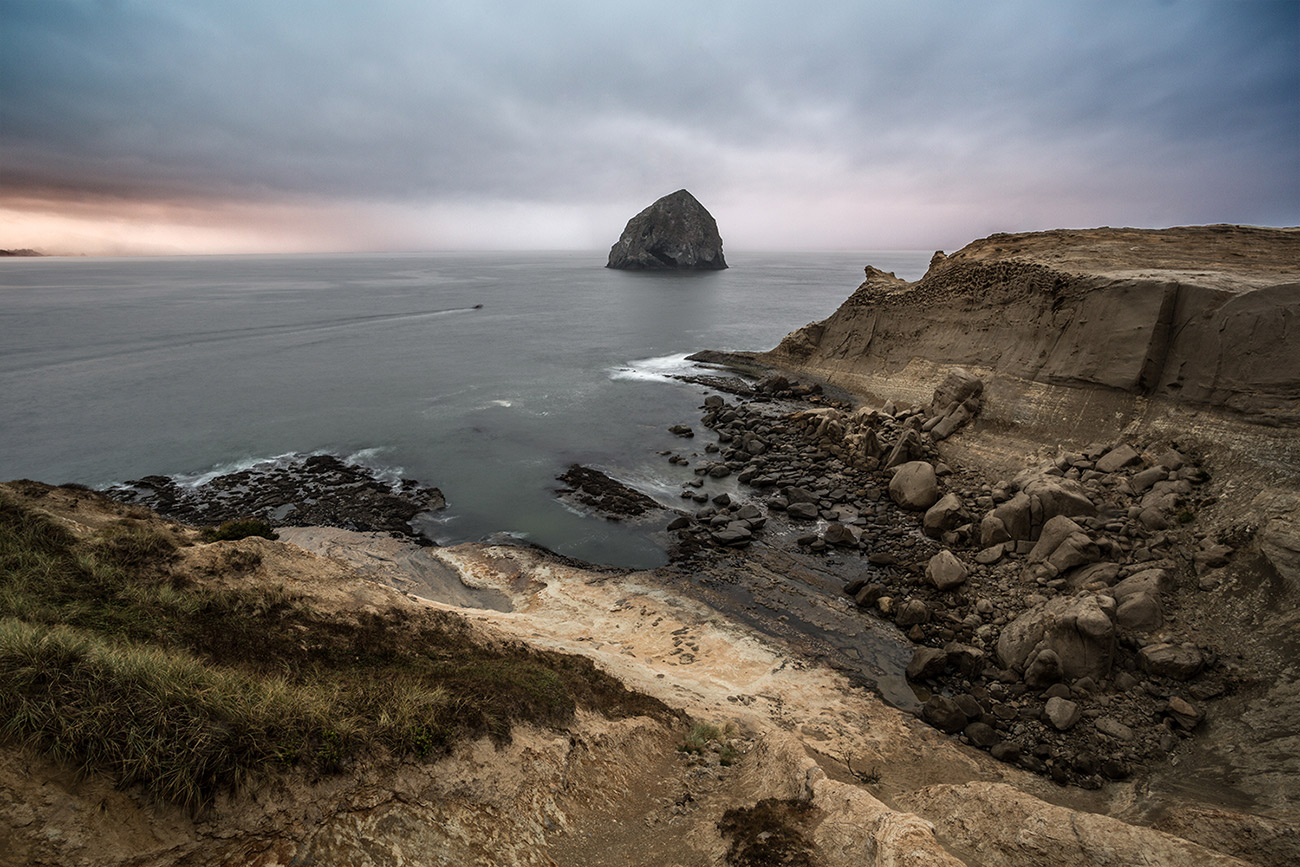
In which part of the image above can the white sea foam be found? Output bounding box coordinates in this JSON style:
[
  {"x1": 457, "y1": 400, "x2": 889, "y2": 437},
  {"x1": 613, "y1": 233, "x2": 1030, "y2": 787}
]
[
  {"x1": 142, "y1": 446, "x2": 408, "y2": 494},
  {"x1": 608, "y1": 352, "x2": 702, "y2": 383},
  {"x1": 344, "y1": 446, "x2": 405, "y2": 488},
  {"x1": 170, "y1": 451, "x2": 304, "y2": 489}
]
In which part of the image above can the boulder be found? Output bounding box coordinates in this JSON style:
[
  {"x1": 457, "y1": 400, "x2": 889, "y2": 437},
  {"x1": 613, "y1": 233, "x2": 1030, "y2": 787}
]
[
  {"x1": 980, "y1": 478, "x2": 1100, "y2": 546},
  {"x1": 1109, "y1": 568, "x2": 1173, "y2": 601},
  {"x1": 1130, "y1": 466, "x2": 1168, "y2": 493},
  {"x1": 896, "y1": 599, "x2": 930, "y2": 627},
  {"x1": 1044, "y1": 696, "x2": 1082, "y2": 731},
  {"x1": 964, "y1": 722, "x2": 1000, "y2": 748},
  {"x1": 1027, "y1": 515, "x2": 1101, "y2": 576},
  {"x1": 1024, "y1": 648, "x2": 1064, "y2": 688},
  {"x1": 883, "y1": 429, "x2": 925, "y2": 469},
  {"x1": 823, "y1": 523, "x2": 859, "y2": 547},
  {"x1": 1027, "y1": 515, "x2": 1084, "y2": 562},
  {"x1": 1095, "y1": 443, "x2": 1143, "y2": 473},
  {"x1": 1139, "y1": 643, "x2": 1205, "y2": 680},
  {"x1": 889, "y1": 461, "x2": 940, "y2": 510},
  {"x1": 923, "y1": 493, "x2": 967, "y2": 538},
  {"x1": 944, "y1": 642, "x2": 986, "y2": 677},
  {"x1": 1138, "y1": 507, "x2": 1171, "y2": 531},
  {"x1": 926, "y1": 550, "x2": 969, "y2": 591},
  {"x1": 1095, "y1": 716, "x2": 1136, "y2": 742},
  {"x1": 1065, "y1": 561, "x2": 1121, "y2": 590},
  {"x1": 931, "y1": 367, "x2": 984, "y2": 413},
  {"x1": 786, "y1": 502, "x2": 819, "y2": 520},
  {"x1": 784, "y1": 486, "x2": 819, "y2": 505},
  {"x1": 927, "y1": 369, "x2": 984, "y2": 440},
  {"x1": 1142, "y1": 479, "x2": 1192, "y2": 511},
  {"x1": 923, "y1": 695, "x2": 968, "y2": 734},
  {"x1": 711, "y1": 524, "x2": 752, "y2": 547},
  {"x1": 1116, "y1": 591, "x2": 1164, "y2": 631},
  {"x1": 1021, "y1": 476, "x2": 1098, "y2": 529},
  {"x1": 980, "y1": 493, "x2": 1031, "y2": 546},
  {"x1": 907, "y1": 647, "x2": 948, "y2": 681},
  {"x1": 854, "y1": 583, "x2": 887, "y2": 607},
  {"x1": 997, "y1": 595, "x2": 1117, "y2": 681},
  {"x1": 1167, "y1": 696, "x2": 1204, "y2": 730},
  {"x1": 606, "y1": 189, "x2": 728, "y2": 270}
]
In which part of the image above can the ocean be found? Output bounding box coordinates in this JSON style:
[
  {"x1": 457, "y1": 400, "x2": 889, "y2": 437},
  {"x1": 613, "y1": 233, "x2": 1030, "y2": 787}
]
[{"x1": 0, "y1": 250, "x2": 932, "y2": 567}]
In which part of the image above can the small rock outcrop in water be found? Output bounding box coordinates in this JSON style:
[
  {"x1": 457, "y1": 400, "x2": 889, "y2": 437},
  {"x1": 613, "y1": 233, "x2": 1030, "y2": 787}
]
[
  {"x1": 607, "y1": 189, "x2": 728, "y2": 270},
  {"x1": 105, "y1": 454, "x2": 445, "y2": 542}
]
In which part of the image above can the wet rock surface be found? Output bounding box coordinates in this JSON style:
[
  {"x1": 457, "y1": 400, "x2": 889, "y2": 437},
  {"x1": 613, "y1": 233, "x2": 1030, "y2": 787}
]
[
  {"x1": 556, "y1": 464, "x2": 663, "y2": 519},
  {"x1": 104, "y1": 453, "x2": 445, "y2": 542}
]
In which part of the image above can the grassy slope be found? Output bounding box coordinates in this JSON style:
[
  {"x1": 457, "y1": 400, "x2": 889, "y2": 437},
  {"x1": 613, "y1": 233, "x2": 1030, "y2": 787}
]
[{"x1": 0, "y1": 488, "x2": 667, "y2": 811}]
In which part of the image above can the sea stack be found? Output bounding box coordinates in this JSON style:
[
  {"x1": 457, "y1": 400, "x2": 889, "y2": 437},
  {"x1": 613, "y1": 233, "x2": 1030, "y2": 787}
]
[{"x1": 606, "y1": 189, "x2": 728, "y2": 270}]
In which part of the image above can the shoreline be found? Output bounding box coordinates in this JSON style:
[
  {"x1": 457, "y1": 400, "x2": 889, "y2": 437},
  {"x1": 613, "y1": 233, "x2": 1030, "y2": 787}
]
[
  {"x1": 8, "y1": 226, "x2": 1298, "y2": 863},
  {"x1": 91, "y1": 351, "x2": 1279, "y2": 802}
]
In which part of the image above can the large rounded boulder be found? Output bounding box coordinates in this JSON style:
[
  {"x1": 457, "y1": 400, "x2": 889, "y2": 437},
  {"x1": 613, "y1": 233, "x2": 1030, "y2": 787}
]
[{"x1": 889, "y1": 461, "x2": 940, "y2": 511}]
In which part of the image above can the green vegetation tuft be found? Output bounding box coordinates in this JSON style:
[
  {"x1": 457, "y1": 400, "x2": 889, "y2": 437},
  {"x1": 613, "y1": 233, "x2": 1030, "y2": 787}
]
[
  {"x1": 201, "y1": 518, "x2": 279, "y2": 543},
  {"x1": 0, "y1": 493, "x2": 667, "y2": 810},
  {"x1": 680, "y1": 720, "x2": 739, "y2": 765}
]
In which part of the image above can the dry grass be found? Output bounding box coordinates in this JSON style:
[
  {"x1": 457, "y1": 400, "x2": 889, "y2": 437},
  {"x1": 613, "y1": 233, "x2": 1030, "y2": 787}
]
[{"x1": 0, "y1": 493, "x2": 667, "y2": 810}]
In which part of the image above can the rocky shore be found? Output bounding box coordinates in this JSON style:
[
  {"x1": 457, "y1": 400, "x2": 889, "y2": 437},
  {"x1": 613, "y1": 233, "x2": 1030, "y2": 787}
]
[
  {"x1": 636, "y1": 365, "x2": 1235, "y2": 791},
  {"x1": 105, "y1": 452, "x2": 446, "y2": 542},
  {"x1": 7, "y1": 225, "x2": 1297, "y2": 865}
]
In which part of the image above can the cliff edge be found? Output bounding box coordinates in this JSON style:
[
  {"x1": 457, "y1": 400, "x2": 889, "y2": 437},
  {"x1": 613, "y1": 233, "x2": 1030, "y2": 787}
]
[{"x1": 767, "y1": 225, "x2": 1300, "y2": 425}]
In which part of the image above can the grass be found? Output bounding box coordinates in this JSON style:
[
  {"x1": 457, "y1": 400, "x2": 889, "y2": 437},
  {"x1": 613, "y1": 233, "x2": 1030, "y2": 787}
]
[
  {"x1": 0, "y1": 492, "x2": 668, "y2": 810},
  {"x1": 679, "y1": 720, "x2": 740, "y2": 765}
]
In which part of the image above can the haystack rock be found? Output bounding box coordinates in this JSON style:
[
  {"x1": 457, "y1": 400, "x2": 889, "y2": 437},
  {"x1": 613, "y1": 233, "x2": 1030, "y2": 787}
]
[{"x1": 606, "y1": 189, "x2": 728, "y2": 270}]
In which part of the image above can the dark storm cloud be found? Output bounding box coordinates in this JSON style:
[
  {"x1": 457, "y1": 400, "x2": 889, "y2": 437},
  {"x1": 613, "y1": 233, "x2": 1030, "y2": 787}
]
[{"x1": 2, "y1": 0, "x2": 1297, "y2": 247}]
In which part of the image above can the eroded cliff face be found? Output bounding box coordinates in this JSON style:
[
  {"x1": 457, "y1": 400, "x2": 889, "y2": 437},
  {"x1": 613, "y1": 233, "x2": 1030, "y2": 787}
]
[{"x1": 767, "y1": 225, "x2": 1300, "y2": 425}]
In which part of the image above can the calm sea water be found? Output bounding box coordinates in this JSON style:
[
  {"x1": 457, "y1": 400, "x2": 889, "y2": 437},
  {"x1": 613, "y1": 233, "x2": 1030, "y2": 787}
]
[{"x1": 0, "y1": 250, "x2": 931, "y2": 566}]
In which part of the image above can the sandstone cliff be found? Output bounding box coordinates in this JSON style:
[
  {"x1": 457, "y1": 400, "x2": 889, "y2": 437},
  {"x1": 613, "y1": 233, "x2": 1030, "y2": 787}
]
[
  {"x1": 767, "y1": 225, "x2": 1300, "y2": 425},
  {"x1": 607, "y1": 189, "x2": 728, "y2": 270}
]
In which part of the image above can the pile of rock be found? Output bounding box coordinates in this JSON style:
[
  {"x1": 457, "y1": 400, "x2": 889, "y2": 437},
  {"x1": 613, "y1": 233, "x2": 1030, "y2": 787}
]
[
  {"x1": 658, "y1": 367, "x2": 1233, "y2": 788},
  {"x1": 867, "y1": 439, "x2": 1225, "y2": 786},
  {"x1": 663, "y1": 390, "x2": 936, "y2": 554}
]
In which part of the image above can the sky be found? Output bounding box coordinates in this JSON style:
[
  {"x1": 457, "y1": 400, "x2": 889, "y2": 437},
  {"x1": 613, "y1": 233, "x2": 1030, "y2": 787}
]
[{"x1": 1, "y1": 0, "x2": 1297, "y2": 255}]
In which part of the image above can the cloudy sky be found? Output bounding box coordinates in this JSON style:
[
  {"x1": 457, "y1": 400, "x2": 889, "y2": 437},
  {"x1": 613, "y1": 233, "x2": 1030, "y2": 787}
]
[{"x1": 2, "y1": 0, "x2": 1297, "y2": 255}]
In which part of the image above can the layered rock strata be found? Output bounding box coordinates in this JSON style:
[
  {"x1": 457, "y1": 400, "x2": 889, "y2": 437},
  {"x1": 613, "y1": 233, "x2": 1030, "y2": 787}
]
[{"x1": 767, "y1": 225, "x2": 1300, "y2": 424}]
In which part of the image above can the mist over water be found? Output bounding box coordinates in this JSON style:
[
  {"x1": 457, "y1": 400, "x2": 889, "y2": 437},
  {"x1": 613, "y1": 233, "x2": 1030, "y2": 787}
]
[{"x1": 0, "y1": 250, "x2": 931, "y2": 566}]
